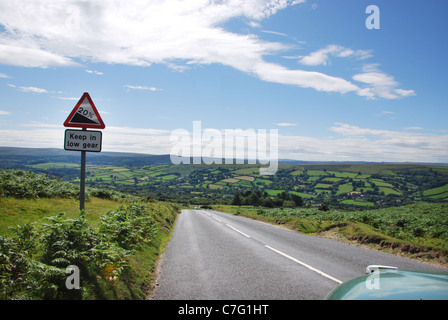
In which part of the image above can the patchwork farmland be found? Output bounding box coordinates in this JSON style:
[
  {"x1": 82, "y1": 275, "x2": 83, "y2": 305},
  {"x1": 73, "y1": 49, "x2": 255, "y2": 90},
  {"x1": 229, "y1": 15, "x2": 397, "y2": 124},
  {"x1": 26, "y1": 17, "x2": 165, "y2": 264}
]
[{"x1": 25, "y1": 161, "x2": 448, "y2": 208}]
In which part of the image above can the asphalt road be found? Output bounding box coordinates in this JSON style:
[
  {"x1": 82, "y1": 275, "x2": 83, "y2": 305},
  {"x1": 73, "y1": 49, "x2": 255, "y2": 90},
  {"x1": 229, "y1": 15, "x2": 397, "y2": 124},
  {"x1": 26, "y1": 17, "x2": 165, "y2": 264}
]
[{"x1": 152, "y1": 209, "x2": 446, "y2": 300}]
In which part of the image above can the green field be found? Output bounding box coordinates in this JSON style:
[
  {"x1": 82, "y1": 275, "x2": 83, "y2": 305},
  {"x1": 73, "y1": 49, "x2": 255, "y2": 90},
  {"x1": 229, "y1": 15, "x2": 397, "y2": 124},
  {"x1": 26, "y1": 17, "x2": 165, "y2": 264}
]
[
  {"x1": 423, "y1": 183, "x2": 448, "y2": 199},
  {"x1": 17, "y1": 162, "x2": 448, "y2": 208},
  {"x1": 340, "y1": 199, "x2": 375, "y2": 207}
]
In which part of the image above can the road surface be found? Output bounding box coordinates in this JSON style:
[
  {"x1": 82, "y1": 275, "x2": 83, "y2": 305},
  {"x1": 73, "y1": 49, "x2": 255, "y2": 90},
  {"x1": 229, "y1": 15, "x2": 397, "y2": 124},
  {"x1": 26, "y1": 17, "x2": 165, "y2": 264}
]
[{"x1": 152, "y1": 209, "x2": 446, "y2": 300}]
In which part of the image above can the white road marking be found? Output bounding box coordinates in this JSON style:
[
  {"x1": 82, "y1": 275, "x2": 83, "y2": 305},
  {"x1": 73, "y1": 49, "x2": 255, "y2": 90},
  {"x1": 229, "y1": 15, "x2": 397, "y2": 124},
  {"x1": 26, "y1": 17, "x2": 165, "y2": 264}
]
[
  {"x1": 226, "y1": 224, "x2": 251, "y2": 238},
  {"x1": 265, "y1": 245, "x2": 343, "y2": 284},
  {"x1": 202, "y1": 210, "x2": 342, "y2": 284}
]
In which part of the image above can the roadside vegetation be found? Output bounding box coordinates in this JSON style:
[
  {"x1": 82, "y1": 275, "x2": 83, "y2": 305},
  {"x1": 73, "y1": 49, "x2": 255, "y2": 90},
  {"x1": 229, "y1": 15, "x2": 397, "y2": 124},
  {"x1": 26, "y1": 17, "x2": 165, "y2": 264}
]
[
  {"x1": 213, "y1": 203, "x2": 448, "y2": 267},
  {"x1": 0, "y1": 169, "x2": 180, "y2": 300}
]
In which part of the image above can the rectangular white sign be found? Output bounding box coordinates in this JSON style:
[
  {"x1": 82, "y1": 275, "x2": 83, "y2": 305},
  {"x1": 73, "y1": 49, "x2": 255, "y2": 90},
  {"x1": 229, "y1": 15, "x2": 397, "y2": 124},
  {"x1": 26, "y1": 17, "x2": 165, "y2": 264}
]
[{"x1": 64, "y1": 129, "x2": 102, "y2": 152}]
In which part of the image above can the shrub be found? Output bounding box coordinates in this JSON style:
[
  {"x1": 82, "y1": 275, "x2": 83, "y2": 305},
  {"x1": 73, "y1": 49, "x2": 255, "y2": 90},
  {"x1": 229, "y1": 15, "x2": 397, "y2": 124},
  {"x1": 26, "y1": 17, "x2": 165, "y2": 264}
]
[
  {"x1": 99, "y1": 203, "x2": 158, "y2": 251},
  {"x1": 0, "y1": 169, "x2": 80, "y2": 199},
  {"x1": 0, "y1": 225, "x2": 66, "y2": 299}
]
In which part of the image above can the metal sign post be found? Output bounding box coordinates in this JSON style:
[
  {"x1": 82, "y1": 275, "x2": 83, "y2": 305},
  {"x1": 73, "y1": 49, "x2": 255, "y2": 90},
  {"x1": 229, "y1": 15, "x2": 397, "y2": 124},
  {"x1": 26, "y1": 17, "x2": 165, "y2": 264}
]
[
  {"x1": 63, "y1": 93, "x2": 105, "y2": 213},
  {"x1": 80, "y1": 137, "x2": 87, "y2": 211}
]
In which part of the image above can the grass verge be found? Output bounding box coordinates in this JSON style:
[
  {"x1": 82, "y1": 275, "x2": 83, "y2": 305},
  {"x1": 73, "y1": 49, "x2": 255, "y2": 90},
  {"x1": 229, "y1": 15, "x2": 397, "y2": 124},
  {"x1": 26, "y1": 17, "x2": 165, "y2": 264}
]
[{"x1": 211, "y1": 204, "x2": 448, "y2": 268}]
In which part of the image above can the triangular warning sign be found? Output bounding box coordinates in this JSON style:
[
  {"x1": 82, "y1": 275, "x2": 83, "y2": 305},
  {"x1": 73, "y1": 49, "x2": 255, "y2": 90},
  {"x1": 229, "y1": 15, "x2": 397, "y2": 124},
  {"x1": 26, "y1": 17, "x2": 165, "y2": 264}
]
[{"x1": 64, "y1": 92, "x2": 105, "y2": 129}]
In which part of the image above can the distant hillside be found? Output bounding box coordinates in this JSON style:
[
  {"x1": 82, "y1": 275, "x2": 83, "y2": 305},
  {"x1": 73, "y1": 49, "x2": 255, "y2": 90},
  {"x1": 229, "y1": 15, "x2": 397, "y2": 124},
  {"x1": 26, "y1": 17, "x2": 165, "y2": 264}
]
[
  {"x1": 2, "y1": 146, "x2": 447, "y2": 168},
  {"x1": 0, "y1": 147, "x2": 172, "y2": 168}
]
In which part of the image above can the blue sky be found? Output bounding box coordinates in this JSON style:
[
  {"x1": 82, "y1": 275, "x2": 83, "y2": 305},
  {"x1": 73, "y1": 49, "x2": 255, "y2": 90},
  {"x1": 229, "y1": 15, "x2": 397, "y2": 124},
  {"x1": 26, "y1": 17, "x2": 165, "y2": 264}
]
[{"x1": 0, "y1": 0, "x2": 447, "y2": 162}]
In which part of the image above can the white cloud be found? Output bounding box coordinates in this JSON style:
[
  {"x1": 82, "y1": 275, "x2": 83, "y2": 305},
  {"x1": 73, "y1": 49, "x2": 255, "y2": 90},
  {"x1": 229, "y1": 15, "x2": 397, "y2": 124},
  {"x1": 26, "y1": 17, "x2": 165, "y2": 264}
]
[
  {"x1": 85, "y1": 70, "x2": 103, "y2": 75},
  {"x1": 1, "y1": 122, "x2": 447, "y2": 163},
  {"x1": 124, "y1": 85, "x2": 163, "y2": 92},
  {"x1": 0, "y1": 110, "x2": 11, "y2": 115},
  {"x1": 54, "y1": 96, "x2": 79, "y2": 101},
  {"x1": 403, "y1": 126, "x2": 424, "y2": 131},
  {"x1": 107, "y1": 126, "x2": 171, "y2": 136},
  {"x1": 0, "y1": 44, "x2": 79, "y2": 68},
  {"x1": 353, "y1": 65, "x2": 416, "y2": 100},
  {"x1": 394, "y1": 88, "x2": 416, "y2": 97},
  {"x1": 0, "y1": 0, "x2": 363, "y2": 97},
  {"x1": 0, "y1": 128, "x2": 63, "y2": 149},
  {"x1": 22, "y1": 122, "x2": 61, "y2": 128},
  {"x1": 298, "y1": 48, "x2": 415, "y2": 100},
  {"x1": 0, "y1": 0, "x2": 415, "y2": 100},
  {"x1": 378, "y1": 111, "x2": 395, "y2": 115},
  {"x1": 0, "y1": 125, "x2": 173, "y2": 155},
  {"x1": 262, "y1": 30, "x2": 289, "y2": 37},
  {"x1": 248, "y1": 21, "x2": 261, "y2": 28},
  {"x1": 254, "y1": 62, "x2": 358, "y2": 93},
  {"x1": 375, "y1": 110, "x2": 395, "y2": 118},
  {"x1": 275, "y1": 122, "x2": 296, "y2": 127},
  {"x1": 0, "y1": 73, "x2": 10, "y2": 78},
  {"x1": 279, "y1": 123, "x2": 448, "y2": 163},
  {"x1": 299, "y1": 45, "x2": 372, "y2": 66},
  {"x1": 18, "y1": 86, "x2": 48, "y2": 93}
]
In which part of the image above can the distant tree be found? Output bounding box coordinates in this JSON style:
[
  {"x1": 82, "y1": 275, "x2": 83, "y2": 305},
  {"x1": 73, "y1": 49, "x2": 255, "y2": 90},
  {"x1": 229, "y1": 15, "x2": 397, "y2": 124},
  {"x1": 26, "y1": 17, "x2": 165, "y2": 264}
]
[
  {"x1": 277, "y1": 191, "x2": 289, "y2": 200},
  {"x1": 262, "y1": 197, "x2": 274, "y2": 208},
  {"x1": 273, "y1": 198, "x2": 284, "y2": 207},
  {"x1": 291, "y1": 194, "x2": 303, "y2": 207},
  {"x1": 232, "y1": 192, "x2": 242, "y2": 205},
  {"x1": 246, "y1": 192, "x2": 261, "y2": 206}
]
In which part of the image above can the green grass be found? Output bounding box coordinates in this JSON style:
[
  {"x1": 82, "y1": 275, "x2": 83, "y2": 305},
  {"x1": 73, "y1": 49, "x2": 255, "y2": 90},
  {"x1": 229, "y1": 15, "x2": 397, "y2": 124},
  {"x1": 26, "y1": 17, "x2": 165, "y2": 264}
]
[
  {"x1": 424, "y1": 183, "x2": 448, "y2": 196},
  {"x1": 322, "y1": 177, "x2": 342, "y2": 183},
  {"x1": 327, "y1": 171, "x2": 358, "y2": 178},
  {"x1": 307, "y1": 170, "x2": 327, "y2": 176},
  {"x1": 265, "y1": 189, "x2": 286, "y2": 196},
  {"x1": 0, "y1": 197, "x2": 125, "y2": 236},
  {"x1": 289, "y1": 191, "x2": 316, "y2": 198},
  {"x1": 429, "y1": 191, "x2": 448, "y2": 199},
  {"x1": 28, "y1": 163, "x2": 79, "y2": 169},
  {"x1": 212, "y1": 203, "x2": 448, "y2": 266},
  {"x1": 235, "y1": 180, "x2": 253, "y2": 187},
  {"x1": 340, "y1": 199, "x2": 375, "y2": 207},
  {"x1": 337, "y1": 183, "x2": 353, "y2": 194},
  {"x1": 233, "y1": 167, "x2": 259, "y2": 175},
  {"x1": 379, "y1": 187, "x2": 401, "y2": 195},
  {"x1": 371, "y1": 179, "x2": 394, "y2": 188},
  {"x1": 315, "y1": 183, "x2": 332, "y2": 189},
  {"x1": 160, "y1": 174, "x2": 177, "y2": 180},
  {"x1": 254, "y1": 178, "x2": 273, "y2": 186}
]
